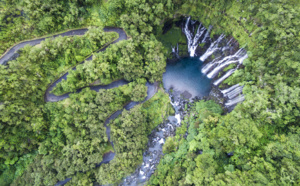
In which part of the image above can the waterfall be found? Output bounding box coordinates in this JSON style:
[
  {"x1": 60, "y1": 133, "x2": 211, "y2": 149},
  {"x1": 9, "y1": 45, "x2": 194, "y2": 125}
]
[
  {"x1": 183, "y1": 17, "x2": 193, "y2": 55},
  {"x1": 202, "y1": 48, "x2": 247, "y2": 79},
  {"x1": 221, "y1": 84, "x2": 244, "y2": 107},
  {"x1": 226, "y1": 86, "x2": 243, "y2": 99},
  {"x1": 225, "y1": 95, "x2": 245, "y2": 107},
  {"x1": 213, "y1": 68, "x2": 236, "y2": 85},
  {"x1": 172, "y1": 46, "x2": 175, "y2": 53},
  {"x1": 207, "y1": 59, "x2": 237, "y2": 79},
  {"x1": 172, "y1": 43, "x2": 179, "y2": 58},
  {"x1": 183, "y1": 17, "x2": 207, "y2": 57},
  {"x1": 120, "y1": 95, "x2": 183, "y2": 185},
  {"x1": 221, "y1": 84, "x2": 240, "y2": 94},
  {"x1": 199, "y1": 34, "x2": 225, "y2": 61},
  {"x1": 201, "y1": 25, "x2": 212, "y2": 43},
  {"x1": 180, "y1": 18, "x2": 248, "y2": 109},
  {"x1": 201, "y1": 57, "x2": 221, "y2": 74},
  {"x1": 222, "y1": 85, "x2": 244, "y2": 99},
  {"x1": 190, "y1": 25, "x2": 206, "y2": 57},
  {"x1": 222, "y1": 38, "x2": 234, "y2": 52}
]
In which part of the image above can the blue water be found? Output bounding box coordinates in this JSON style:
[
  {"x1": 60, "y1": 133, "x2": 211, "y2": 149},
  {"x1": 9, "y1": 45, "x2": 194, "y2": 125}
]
[{"x1": 163, "y1": 57, "x2": 212, "y2": 99}]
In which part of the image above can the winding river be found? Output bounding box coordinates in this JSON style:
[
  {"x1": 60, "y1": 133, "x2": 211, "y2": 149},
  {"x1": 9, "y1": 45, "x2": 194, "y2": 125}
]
[{"x1": 0, "y1": 27, "x2": 158, "y2": 186}]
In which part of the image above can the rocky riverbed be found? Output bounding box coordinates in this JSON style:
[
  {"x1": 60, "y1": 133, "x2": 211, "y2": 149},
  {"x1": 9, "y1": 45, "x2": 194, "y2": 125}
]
[{"x1": 119, "y1": 91, "x2": 195, "y2": 186}]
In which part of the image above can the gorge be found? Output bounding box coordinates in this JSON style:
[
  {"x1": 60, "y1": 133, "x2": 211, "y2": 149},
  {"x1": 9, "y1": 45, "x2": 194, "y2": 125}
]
[
  {"x1": 1, "y1": 1, "x2": 298, "y2": 185},
  {"x1": 0, "y1": 18, "x2": 248, "y2": 186},
  {"x1": 167, "y1": 17, "x2": 247, "y2": 110}
]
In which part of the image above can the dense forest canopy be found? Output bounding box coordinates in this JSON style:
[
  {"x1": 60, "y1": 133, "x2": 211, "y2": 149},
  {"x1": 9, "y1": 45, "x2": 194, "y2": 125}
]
[{"x1": 0, "y1": 0, "x2": 299, "y2": 185}]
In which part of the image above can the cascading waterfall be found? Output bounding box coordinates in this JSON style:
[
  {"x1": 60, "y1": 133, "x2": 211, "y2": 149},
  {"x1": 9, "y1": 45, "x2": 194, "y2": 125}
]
[
  {"x1": 170, "y1": 98, "x2": 182, "y2": 125},
  {"x1": 202, "y1": 48, "x2": 248, "y2": 81},
  {"x1": 120, "y1": 95, "x2": 183, "y2": 186},
  {"x1": 222, "y1": 38, "x2": 234, "y2": 52},
  {"x1": 176, "y1": 17, "x2": 249, "y2": 108},
  {"x1": 224, "y1": 86, "x2": 244, "y2": 99},
  {"x1": 190, "y1": 25, "x2": 206, "y2": 57},
  {"x1": 201, "y1": 57, "x2": 221, "y2": 74},
  {"x1": 201, "y1": 25, "x2": 212, "y2": 43},
  {"x1": 172, "y1": 46, "x2": 175, "y2": 53},
  {"x1": 221, "y1": 84, "x2": 240, "y2": 94},
  {"x1": 172, "y1": 43, "x2": 179, "y2": 58},
  {"x1": 199, "y1": 34, "x2": 225, "y2": 61},
  {"x1": 225, "y1": 95, "x2": 245, "y2": 107},
  {"x1": 221, "y1": 84, "x2": 245, "y2": 107},
  {"x1": 213, "y1": 68, "x2": 236, "y2": 86},
  {"x1": 183, "y1": 17, "x2": 208, "y2": 57},
  {"x1": 183, "y1": 17, "x2": 193, "y2": 55},
  {"x1": 221, "y1": 85, "x2": 244, "y2": 99}
]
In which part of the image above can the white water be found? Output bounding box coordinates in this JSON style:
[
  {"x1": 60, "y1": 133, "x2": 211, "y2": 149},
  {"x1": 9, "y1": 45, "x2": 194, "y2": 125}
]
[
  {"x1": 201, "y1": 57, "x2": 221, "y2": 74},
  {"x1": 203, "y1": 48, "x2": 247, "y2": 79},
  {"x1": 201, "y1": 25, "x2": 212, "y2": 43},
  {"x1": 213, "y1": 68, "x2": 236, "y2": 85},
  {"x1": 190, "y1": 25, "x2": 206, "y2": 57},
  {"x1": 175, "y1": 114, "x2": 181, "y2": 125},
  {"x1": 199, "y1": 34, "x2": 225, "y2": 61},
  {"x1": 183, "y1": 17, "x2": 193, "y2": 55},
  {"x1": 221, "y1": 84, "x2": 240, "y2": 94},
  {"x1": 183, "y1": 17, "x2": 208, "y2": 57},
  {"x1": 172, "y1": 46, "x2": 175, "y2": 53},
  {"x1": 179, "y1": 18, "x2": 248, "y2": 109},
  {"x1": 225, "y1": 95, "x2": 245, "y2": 107},
  {"x1": 172, "y1": 43, "x2": 180, "y2": 58},
  {"x1": 120, "y1": 96, "x2": 183, "y2": 186},
  {"x1": 207, "y1": 60, "x2": 237, "y2": 79},
  {"x1": 225, "y1": 86, "x2": 244, "y2": 99}
]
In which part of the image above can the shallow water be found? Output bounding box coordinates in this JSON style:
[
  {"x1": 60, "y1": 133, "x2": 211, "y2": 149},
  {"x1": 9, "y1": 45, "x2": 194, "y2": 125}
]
[{"x1": 163, "y1": 57, "x2": 212, "y2": 99}]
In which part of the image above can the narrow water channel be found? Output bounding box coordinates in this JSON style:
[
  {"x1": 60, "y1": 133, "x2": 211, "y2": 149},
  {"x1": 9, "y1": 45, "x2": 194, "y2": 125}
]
[{"x1": 119, "y1": 57, "x2": 213, "y2": 185}]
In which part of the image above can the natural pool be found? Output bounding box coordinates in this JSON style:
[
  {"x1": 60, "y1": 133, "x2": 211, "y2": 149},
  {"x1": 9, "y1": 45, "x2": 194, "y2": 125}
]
[{"x1": 163, "y1": 57, "x2": 212, "y2": 99}]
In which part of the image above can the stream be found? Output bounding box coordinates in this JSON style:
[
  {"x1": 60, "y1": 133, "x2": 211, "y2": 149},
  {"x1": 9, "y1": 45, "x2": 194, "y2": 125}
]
[{"x1": 1, "y1": 17, "x2": 246, "y2": 186}]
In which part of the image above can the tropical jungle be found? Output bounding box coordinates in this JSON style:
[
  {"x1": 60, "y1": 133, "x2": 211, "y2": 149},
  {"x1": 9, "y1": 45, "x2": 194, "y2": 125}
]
[{"x1": 0, "y1": 0, "x2": 299, "y2": 185}]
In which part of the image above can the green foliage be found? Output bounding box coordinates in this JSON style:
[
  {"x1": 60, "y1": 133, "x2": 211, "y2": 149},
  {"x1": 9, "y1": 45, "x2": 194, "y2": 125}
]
[
  {"x1": 11, "y1": 83, "x2": 137, "y2": 185},
  {"x1": 150, "y1": 99, "x2": 300, "y2": 185},
  {"x1": 0, "y1": 27, "x2": 117, "y2": 166},
  {"x1": 163, "y1": 137, "x2": 178, "y2": 154},
  {"x1": 96, "y1": 90, "x2": 171, "y2": 185},
  {"x1": 1, "y1": 0, "x2": 300, "y2": 185},
  {"x1": 0, "y1": 27, "x2": 118, "y2": 185},
  {"x1": 0, "y1": 151, "x2": 37, "y2": 186},
  {"x1": 150, "y1": 1, "x2": 300, "y2": 184},
  {"x1": 0, "y1": 0, "x2": 102, "y2": 56},
  {"x1": 52, "y1": 37, "x2": 166, "y2": 95}
]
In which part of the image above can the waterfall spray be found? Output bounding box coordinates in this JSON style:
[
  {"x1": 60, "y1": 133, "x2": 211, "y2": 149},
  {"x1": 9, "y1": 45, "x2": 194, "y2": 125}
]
[
  {"x1": 213, "y1": 68, "x2": 236, "y2": 85},
  {"x1": 190, "y1": 25, "x2": 206, "y2": 57},
  {"x1": 172, "y1": 43, "x2": 180, "y2": 58},
  {"x1": 225, "y1": 95, "x2": 245, "y2": 107},
  {"x1": 199, "y1": 34, "x2": 225, "y2": 61},
  {"x1": 183, "y1": 17, "x2": 208, "y2": 57},
  {"x1": 202, "y1": 48, "x2": 247, "y2": 79},
  {"x1": 220, "y1": 84, "x2": 245, "y2": 107}
]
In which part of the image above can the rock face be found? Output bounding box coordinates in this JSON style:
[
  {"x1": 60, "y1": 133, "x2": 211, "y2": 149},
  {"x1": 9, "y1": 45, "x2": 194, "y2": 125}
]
[
  {"x1": 120, "y1": 17, "x2": 248, "y2": 185},
  {"x1": 177, "y1": 17, "x2": 246, "y2": 111}
]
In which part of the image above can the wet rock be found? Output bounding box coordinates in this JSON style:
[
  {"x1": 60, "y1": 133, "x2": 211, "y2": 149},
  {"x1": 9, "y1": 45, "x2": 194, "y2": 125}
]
[{"x1": 227, "y1": 152, "x2": 234, "y2": 157}]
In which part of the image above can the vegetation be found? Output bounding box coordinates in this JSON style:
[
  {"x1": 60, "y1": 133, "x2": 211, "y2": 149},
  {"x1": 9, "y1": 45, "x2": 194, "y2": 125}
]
[
  {"x1": 0, "y1": 0, "x2": 299, "y2": 185},
  {"x1": 51, "y1": 38, "x2": 166, "y2": 96},
  {"x1": 96, "y1": 90, "x2": 172, "y2": 184},
  {"x1": 12, "y1": 82, "x2": 149, "y2": 185},
  {"x1": 0, "y1": 27, "x2": 118, "y2": 184},
  {"x1": 151, "y1": 0, "x2": 300, "y2": 185}
]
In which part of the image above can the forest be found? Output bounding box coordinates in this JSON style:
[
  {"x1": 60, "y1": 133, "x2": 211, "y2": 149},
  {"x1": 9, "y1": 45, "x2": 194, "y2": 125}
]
[{"x1": 0, "y1": 0, "x2": 299, "y2": 185}]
